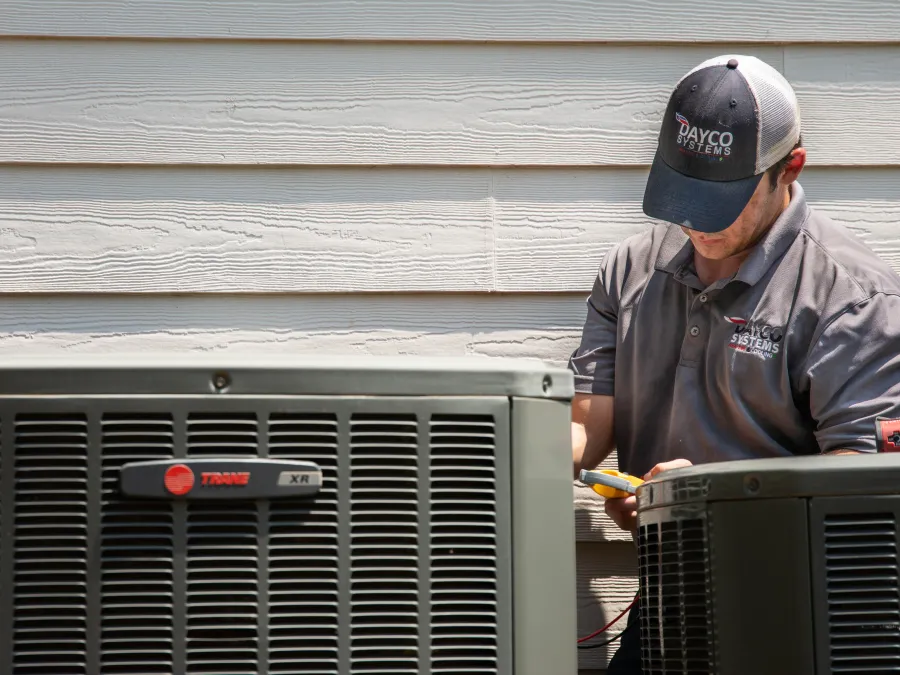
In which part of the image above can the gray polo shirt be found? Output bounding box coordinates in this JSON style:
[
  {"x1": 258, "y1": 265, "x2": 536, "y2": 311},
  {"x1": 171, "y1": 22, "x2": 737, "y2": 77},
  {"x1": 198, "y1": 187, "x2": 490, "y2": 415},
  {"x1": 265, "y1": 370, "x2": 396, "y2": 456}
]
[{"x1": 569, "y1": 182, "x2": 900, "y2": 476}]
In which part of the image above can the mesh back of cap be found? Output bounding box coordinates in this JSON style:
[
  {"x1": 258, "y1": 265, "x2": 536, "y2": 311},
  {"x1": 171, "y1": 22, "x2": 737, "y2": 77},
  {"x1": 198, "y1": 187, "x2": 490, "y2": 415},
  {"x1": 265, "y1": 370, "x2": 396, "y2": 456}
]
[{"x1": 678, "y1": 55, "x2": 802, "y2": 174}]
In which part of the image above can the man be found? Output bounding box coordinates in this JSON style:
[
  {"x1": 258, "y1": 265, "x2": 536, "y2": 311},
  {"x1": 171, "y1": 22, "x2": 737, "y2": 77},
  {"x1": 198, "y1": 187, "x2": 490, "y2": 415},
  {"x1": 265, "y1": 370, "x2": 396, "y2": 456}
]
[{"x1": 568, "y1": 54, "x2": 900, "y2": 674}]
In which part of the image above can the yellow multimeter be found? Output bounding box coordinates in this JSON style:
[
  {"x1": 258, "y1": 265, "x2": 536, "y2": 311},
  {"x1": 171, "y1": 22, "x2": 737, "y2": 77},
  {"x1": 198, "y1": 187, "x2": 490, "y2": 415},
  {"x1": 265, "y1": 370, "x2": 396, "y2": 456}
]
[{"x1": 579, "y1": 469, "x2": 645, "y2": 499}]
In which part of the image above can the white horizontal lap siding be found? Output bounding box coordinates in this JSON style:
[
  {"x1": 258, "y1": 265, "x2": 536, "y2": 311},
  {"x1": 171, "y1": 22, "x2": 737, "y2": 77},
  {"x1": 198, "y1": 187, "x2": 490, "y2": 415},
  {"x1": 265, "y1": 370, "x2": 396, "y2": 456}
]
[
  {"x1": 2, "y1": 40, "x2": 897, "y2": 167},
  {"x1": 0, "y1": 294, "x2": 587, "y2": 364},
  {"x1": 0, "y1": 166, "x2": 495, "y2": 292},
  {"x1": 2, "y1": 0, "x2": 898, "y2": 42},
  {"x1": 0, "y1": 40, "x2": 781, "y2": 165},
  {"x1": 0, "y1": 166, "x2": 897, "y2": 293},
  {"x1": 787, "y1": 47, "x2": 900, "y2": 166},
  {"x1": 576, "y1": 542, "x2": 639, "y2": 670}
]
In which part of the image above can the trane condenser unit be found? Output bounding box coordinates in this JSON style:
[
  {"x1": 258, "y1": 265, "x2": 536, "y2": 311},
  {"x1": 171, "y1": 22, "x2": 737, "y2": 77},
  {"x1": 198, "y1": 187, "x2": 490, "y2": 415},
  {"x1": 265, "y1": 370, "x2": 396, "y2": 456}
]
[
  {"x1": 636, "y1": 453, "x2": 900, "y2": 675},
  {"x1": 0, "y1": 354, "x2": 578, "y2": 675}
]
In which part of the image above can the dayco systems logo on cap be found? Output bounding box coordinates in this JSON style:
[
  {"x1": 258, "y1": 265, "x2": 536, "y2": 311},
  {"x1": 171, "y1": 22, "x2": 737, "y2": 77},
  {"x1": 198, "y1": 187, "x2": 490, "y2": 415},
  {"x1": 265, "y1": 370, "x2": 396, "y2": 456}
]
[{"x1": 675, "y1": 112, "x2": 734, "y2": 160}]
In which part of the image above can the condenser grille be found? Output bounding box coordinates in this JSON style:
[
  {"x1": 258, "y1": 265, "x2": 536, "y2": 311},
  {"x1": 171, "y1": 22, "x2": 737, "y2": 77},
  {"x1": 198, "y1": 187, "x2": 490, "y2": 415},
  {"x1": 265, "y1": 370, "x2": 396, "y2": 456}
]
[
  {"x1": 13, "y1": 414, "x2": 89, "y2": 675},
  {"x1": 349, "y1": 414, "x2": 420, "y2": 674},
  {"x1": 824, "y1": 513, "x2": 900, "y2": 672},
  {"x1": 0, "y1": 400, "x2": 510, "y2": 675},
  {"x1": 186, "y1": 413, "x2": 261, "y2": 675},
  {"x1": 187, "y1": 412, "x2": 257, "y2": 457},
  {"x1": 267, "y1": 413, "x2": 340, "y2": 675},
  {"x1": 638, "y1": 518, "x2": 713, "y2": 675},
  {"x1": 429, "y1": 415, "x2": 499, "y2": 675},
  {"x1": 100, "y1": 414, "x2": 175, "y2": 675}
]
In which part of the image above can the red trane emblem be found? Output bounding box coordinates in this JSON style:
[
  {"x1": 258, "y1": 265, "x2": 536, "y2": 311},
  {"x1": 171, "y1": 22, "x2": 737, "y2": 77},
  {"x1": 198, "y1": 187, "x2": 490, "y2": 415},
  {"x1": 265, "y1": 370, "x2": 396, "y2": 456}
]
[{"x1": 164, "y1": 464, "x2": 195, "y2": 496}]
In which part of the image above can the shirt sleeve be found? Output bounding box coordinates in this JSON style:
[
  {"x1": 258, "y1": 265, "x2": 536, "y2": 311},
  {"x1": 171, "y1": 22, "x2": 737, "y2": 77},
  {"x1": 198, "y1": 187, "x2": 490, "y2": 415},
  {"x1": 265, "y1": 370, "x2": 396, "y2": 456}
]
[
  {"x1": 804, "y1": 292, "x2": 900, "y2": 453},
  {"x1": 568, "y1": 248, "x2": 620, "y2": 396}
]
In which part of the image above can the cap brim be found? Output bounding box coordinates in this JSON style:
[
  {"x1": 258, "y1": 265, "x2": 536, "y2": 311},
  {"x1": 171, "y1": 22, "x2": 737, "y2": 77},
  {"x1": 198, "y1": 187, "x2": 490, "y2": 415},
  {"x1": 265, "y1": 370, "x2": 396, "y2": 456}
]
[{"x1": 642, "y1": 149, "x2": 764, "y2": 233}]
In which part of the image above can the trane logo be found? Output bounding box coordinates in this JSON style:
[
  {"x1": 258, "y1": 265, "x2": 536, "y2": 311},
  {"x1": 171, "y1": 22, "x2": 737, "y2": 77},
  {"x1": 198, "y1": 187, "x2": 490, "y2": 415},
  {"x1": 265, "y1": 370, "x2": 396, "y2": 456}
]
[
  {"x1": 162, "y1": 464, "x2": 252, "y2": 495},
  {"x1": 128, "y1": 459, "x2": 322, "y2": 500},
  {"x1": 201, "y1": 471, "x2": 250, "y2": 487}
]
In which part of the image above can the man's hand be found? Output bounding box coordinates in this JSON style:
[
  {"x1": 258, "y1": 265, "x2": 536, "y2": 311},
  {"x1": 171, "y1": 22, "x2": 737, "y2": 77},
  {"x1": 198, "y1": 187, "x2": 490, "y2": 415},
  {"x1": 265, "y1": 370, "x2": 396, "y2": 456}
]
[
  {"x1": 641, "y1": 458, "x2": 693, "y2": 481},
  {"x1": 604, "y1": 493, "x2": 638, "y2": 534},
  {"x1": 604, "y1": 458, "x2": 693, "y2": 534}
]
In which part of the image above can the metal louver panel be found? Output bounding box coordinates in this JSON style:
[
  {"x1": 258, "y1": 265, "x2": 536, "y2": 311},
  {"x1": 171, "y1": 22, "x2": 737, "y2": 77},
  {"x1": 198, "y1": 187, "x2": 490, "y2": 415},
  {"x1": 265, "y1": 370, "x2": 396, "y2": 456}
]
[
  {"x1": 824, "y1": 513, "x2": 900, "y2": 672},
  {"x1": 187, "y1": 412, "x2": 257, "y2": 457},
  {"x1": 13, "y1": 414, "x2": 89, "y2": 675},
  {"x1": 186, "y1": 412, "x2": 260, "y2": 675},
  {"x1": 638, "y1": 522, "x2": 661, "y2": 672},
  {"x1": 267, "y1": 413, "x2": 340, "y2": 675},
  {"x1": 1, "y1": 397, "x2": 512, "y2": 675},
  {"x1": 349, "y1": 414, "x2": 420, "y2": 674},
  {"x1": 429, "y1": 415, "x2": 499, "y2": 675},
  {"x1": 638, "y1": 518, "x2": 713, "y2": 675},
  {"x1": 100, "y1": 414, "x2": 175, "y2": 675}
]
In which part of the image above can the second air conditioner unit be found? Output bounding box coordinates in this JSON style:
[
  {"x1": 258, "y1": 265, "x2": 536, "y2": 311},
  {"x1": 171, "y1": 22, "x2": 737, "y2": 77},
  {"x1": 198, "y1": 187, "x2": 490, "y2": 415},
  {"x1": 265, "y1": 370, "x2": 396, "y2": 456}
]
[{"x1": 637, "y1": 453, "x2": 900, "y2": 675}]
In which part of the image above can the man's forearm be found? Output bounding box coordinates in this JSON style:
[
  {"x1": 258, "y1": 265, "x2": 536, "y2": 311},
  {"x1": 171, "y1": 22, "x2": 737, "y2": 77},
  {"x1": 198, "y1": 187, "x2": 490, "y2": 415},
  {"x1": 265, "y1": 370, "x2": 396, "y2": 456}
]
[
  {"x1": 571, "y1": 393, "x2": 616, "y2": 478},
  {"x1": 572, "y1": 425, "x2": 615, "y2": 478},
  {"x1": 572, "y1": 421, "x2": 587, "y2": 478}
]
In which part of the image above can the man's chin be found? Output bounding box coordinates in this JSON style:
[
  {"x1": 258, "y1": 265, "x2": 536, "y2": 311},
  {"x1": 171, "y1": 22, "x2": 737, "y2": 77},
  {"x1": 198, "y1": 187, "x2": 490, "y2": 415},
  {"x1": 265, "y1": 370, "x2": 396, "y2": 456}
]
[
  {"x1": 695, "y1": 248, "x2": 732, "y2": 261},
  {"x1": 689, "y1": 239, "x2": 732, "y2": 260}
]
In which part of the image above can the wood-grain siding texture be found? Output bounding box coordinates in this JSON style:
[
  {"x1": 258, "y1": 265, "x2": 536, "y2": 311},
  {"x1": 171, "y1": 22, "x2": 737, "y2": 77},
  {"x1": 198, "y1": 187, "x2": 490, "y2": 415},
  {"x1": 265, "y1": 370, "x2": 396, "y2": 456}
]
[
  {"x1": 0, "y1": 167, "x2": 897, "y2": 293},
  {"x1": 4, "y1": 41, "x2": 900, "y2": 167},
  {"x1": 3, "y1": 4, "x2": 899, "y2": 671},
  {"x1": 4, "y1": 0, "x2": 899, "y2": 42}
]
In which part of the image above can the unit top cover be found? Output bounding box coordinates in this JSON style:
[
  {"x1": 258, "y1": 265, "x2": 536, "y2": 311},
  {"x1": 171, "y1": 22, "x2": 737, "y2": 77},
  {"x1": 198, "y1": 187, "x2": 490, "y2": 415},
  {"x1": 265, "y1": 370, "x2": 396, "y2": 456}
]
[
  {"x1": 638, "y1": 452, "x2": 900, "y2": 509},
  {"x1": 0, "y1": 352, "x2": 573, "y2": 399}
]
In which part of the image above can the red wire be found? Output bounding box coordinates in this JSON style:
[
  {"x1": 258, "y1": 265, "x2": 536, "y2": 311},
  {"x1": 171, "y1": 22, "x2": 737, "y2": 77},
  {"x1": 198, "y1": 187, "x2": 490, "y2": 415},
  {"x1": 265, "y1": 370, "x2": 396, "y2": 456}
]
[{"x1": 576, "y1": 595, "x2": 638, "y2": 644}]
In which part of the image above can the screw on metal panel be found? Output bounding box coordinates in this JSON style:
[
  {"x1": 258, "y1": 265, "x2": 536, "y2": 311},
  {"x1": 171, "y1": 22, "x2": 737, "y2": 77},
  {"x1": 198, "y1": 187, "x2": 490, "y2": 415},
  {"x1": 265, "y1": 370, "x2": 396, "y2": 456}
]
[
  {"x1": 745, "y1": 475, "x2": 761, "y2": 494},
  {"x1": 542, "y1": 375, "x2": 552, "y2": 394},
  {"x1": 213, "y1": 372, "x2": 231, "y2": 391}
]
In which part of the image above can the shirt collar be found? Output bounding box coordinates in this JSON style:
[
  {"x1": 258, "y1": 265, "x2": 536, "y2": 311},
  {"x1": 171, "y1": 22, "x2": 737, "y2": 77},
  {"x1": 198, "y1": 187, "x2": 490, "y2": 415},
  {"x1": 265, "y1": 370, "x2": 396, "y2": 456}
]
[
  {"x1": 653, "y1": 181, "x2": 810, "y2": 287},
  {"x1": 654, "y1": 226, "x2": 692, "y2": 275}
]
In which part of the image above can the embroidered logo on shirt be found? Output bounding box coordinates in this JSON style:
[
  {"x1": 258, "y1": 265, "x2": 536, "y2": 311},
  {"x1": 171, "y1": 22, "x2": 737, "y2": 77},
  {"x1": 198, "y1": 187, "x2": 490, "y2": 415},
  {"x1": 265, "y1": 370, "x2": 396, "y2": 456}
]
[{"x1": 725, "y1": 316, "x2": 783, "y2": 361}]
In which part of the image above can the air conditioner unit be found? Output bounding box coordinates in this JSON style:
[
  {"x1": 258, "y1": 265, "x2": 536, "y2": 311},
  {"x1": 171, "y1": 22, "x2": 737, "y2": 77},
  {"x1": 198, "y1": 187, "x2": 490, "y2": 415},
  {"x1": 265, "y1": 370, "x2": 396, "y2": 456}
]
[
  {"x1": 0, "y1": 354, "x2": 577, "y2": 675},
  {"x1": 636, "y1": 453, "x2": 900, "y2": 675}
]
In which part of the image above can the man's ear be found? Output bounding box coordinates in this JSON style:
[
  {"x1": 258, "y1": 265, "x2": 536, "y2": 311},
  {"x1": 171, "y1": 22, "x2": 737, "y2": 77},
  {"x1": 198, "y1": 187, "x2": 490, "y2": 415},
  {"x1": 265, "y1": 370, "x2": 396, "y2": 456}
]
[{"x1": 781, "y1": 147, "x2": 807, "y2": 186}]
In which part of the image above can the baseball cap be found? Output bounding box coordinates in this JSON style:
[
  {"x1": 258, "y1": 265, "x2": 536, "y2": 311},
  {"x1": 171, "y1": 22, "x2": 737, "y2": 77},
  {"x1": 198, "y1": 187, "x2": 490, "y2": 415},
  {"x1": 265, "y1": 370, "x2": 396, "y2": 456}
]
[{"x1": 642, "y1": 55, "x2": 801, "y2": 233}]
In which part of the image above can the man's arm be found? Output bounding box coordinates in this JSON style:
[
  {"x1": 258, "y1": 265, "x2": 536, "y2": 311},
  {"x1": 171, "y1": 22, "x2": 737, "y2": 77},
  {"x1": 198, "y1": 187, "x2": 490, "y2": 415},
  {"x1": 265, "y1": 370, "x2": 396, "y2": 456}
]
[
  {"x1": 571, "y1": 393, "x2": 615, "y2": 478},
  {"x1": 803, "y1": 293, "x2": 900, "y2": 454},
  {"x1": 568, "y1": 248, "x2": 621, "y2": 476}
]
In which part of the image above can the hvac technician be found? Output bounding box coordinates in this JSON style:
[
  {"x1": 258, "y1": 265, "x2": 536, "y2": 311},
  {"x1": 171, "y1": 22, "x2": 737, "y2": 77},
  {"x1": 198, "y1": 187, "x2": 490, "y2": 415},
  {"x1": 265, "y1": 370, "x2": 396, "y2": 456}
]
[{"x1": 568, "y1": 54, "x2": 900, "y2": 674}]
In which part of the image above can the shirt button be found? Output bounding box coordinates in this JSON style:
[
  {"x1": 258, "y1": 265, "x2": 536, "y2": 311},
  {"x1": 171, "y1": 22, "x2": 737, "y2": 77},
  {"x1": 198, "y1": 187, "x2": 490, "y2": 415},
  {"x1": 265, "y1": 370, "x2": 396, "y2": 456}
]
[
  {"x1": 690, "y1": 325, "x2": 700, "y2": 337},
  {"x1": 699, "y1": 294, "x2": 708, "y2": 303}
]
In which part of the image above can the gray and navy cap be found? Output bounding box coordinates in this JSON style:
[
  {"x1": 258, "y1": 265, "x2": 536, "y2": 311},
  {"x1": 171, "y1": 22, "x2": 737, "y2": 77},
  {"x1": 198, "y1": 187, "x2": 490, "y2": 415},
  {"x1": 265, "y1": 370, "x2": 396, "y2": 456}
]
[{"x1": 642, "y1": 55, "x2": 802, "y2": 233}]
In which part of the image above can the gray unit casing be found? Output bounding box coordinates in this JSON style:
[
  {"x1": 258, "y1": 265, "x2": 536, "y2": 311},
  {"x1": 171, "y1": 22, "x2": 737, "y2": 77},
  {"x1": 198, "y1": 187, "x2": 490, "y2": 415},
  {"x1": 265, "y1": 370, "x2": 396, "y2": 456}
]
[
  {"x1": 636, "y1": 452, "x2": 900, "y2": 675},
  {"x1": 0, "y1": 354, "x2": 577, "y2": 675}
]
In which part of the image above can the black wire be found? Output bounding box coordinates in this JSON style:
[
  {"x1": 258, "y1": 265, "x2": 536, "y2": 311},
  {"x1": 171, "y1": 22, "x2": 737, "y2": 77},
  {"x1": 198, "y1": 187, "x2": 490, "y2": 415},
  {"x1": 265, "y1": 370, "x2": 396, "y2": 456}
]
[{"x1": 576, "y1": 621, "x2": 635, "y2": 650}]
